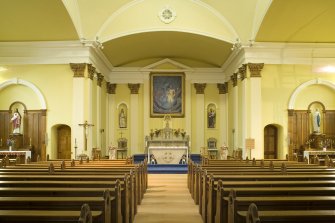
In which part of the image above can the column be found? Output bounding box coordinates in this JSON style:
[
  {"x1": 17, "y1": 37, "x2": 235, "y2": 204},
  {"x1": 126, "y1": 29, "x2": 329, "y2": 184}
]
[
  {"x1": 231, "y1": 73, "x2": 238, "y2": 153},
  {"x1": 248, "y1": 63, "x2": 264, "y2": 159},
  {"x1": 96, "y1": 73, "x2": 104, "y2": 152},
  {"x1": 143, "y1": 74, "x2": 150, "y2": 154},
  {"x1": 128, "y1": 84, "x2": 140, "y2": 156},
  {"x1": 106, "y1": 83, "x2": 117, "y2": 156},
  {"x1": 87, "y1": 64, "x2": 95, "y2": 158},
  {"x1": 239, "y1": 65, "x2": 248, "y2": 158},
  {"x1": 194, "y1": 83, "x2": 206, "y2": 154},
  {"x1": 185, "y1": 73, "x2": 192, "y2": 151},
  {"x1": 217, "y1": 82, "x2": 228, "y2": 147},
  {"x1": 70, "y1": 63, "x2": 86, "y2": 158}
]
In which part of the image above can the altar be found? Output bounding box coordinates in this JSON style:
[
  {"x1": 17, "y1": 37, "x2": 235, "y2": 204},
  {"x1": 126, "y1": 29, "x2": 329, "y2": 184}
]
[
  {"x1": 0, "y1": 150, "x2": 31, "y2": 163},
  {"x1": 145, "y1": 115, "x2": 190, "y2": 164}
]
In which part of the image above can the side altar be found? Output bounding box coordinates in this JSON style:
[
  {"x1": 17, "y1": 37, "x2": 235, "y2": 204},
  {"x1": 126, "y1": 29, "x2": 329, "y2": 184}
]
[{"x1": 145, "y1": 118, "x2": 189, "y2": 164}]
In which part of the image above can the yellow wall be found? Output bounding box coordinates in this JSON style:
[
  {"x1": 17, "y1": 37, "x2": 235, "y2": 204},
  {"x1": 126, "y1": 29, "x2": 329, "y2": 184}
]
[
  {"x1": 261, "y1": 64, "x2": 335, "y2": 158},
  {"x1": 0, "y1": 64, "x2": 73, "y2": 157}
]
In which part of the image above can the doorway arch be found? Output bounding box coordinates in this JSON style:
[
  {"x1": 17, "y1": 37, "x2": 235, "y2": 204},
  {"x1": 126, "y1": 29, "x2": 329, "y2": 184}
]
[{"x1": 264, "y1": 125, "x2": 278, "y2": 159}]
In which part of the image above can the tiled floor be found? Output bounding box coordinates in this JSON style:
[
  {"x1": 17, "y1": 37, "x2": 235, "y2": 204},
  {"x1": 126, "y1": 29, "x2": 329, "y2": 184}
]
[{"x1": 134, "y1": 174, "x2": 203, "y2": 223}]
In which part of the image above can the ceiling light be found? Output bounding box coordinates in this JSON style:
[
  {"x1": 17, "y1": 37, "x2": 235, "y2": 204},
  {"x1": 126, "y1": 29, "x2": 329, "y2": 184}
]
[
  {"x1": 313, "y1": 65, "x2": 335, "y2": 73},
  {"x1": 0, "y1": 66, "x2": 8, "y2": 72},
  {"x1": 320, "y1": 66, "x2": 335, "y2": 73}
]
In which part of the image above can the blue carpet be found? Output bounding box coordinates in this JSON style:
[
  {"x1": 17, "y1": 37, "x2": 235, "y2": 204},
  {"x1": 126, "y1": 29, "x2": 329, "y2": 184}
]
[{"x1": 148, "y1": 164, "x2": 188, "y2": 174}]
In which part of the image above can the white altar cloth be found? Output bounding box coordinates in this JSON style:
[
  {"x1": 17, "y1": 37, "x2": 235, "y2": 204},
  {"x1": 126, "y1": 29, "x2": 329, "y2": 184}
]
[{"x1": 148, "y1": 146, "x2": 188, "y2": 164}]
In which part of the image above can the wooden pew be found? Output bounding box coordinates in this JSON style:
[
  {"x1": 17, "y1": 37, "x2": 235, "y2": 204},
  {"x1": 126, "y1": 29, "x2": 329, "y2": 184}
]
[
  {"x1": 0, "y1": 187, "x2": 121, "y2": 223},
  {"x1": 0, "y1": 203, "x2": 102, "y2": 223},
  {"x1": 237, "y1": 203, "x2": 335, "y2": 223},
  {"x1": 215, "y1": 183, "x2": 335, "y2": 223},
  {"x1": 227, "y1": 189, "x2": 335, "y2": 223},
  {"x1": 0, "y1": 175, "x2": 132, "y2": 223}
]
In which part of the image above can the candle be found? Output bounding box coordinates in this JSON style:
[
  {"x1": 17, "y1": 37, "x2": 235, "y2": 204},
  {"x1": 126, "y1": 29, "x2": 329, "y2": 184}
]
[
  {"x1": 75, "y1": 138, "x2": 77, "y2": 147},
  {"x1": 0, "y1": 138, "x2": 2, "y2": 147},
  {"x1": 29, "y1": 137, "x2": 32, "y2": 146}
]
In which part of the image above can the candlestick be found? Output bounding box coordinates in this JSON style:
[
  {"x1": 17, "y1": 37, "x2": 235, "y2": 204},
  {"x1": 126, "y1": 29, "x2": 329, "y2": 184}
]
[
  {"x1": 29, "y1": 137, "x2": 32, "y2": 146},
  {"x1": 75, "y1": 138, "x2": 77, "y2": 147},
  {"x1": 0, "y1": 138, "x2": 2, "y2": 147}
]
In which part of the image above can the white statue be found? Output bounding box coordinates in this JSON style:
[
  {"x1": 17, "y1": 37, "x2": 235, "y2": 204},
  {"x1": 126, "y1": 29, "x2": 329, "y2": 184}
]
[
  {"x1": 220, "y1": 144, "x2": 228, "y2": 160},
  {"x1": 313, "y1": 109, "x2": 321, "y2": 133},
  {"x1": 108, "y1": 145, "x2": 116, "y2": 160}
]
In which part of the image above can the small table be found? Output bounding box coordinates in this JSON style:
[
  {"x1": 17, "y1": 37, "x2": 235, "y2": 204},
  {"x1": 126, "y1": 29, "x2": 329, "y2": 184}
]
[
  {"x1": 208, "y1": 148, "x2": 218, "y2": 159},
  {"x1": 116, "y1": 149, "x2": 127, "y2": 159}
]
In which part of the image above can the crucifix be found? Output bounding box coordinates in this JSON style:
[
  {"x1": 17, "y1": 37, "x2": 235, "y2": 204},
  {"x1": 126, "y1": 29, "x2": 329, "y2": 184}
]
[{"x1": 78, "y1": 121, "x2": 94, "y2": 151}]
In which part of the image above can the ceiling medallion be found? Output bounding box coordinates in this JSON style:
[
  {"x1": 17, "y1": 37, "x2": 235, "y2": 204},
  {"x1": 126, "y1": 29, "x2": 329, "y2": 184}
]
[{"x1": 158, "y1": 6, "x2": 176, "y2": 24}]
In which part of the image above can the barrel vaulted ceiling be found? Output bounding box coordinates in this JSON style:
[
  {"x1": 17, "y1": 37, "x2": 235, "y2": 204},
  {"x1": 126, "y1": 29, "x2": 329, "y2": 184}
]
[{"x1": 0, "y1": 0, "x2": 334, "y2": 68}]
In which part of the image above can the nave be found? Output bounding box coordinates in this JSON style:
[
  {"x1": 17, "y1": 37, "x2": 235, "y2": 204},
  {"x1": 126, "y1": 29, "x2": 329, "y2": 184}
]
[{"x1": 134, "y1": 174, "x2": 202, "y2": 223}]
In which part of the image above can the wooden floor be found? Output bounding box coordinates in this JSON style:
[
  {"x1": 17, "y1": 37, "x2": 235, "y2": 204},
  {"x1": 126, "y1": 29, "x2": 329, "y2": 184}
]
[{"x1": 134, "y1": 174, "x2": 203, "y2": 223}]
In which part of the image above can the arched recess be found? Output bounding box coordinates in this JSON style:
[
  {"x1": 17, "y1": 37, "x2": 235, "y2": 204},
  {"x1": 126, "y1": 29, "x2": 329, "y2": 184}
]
[
  {"x1": 0, "y1": 78, "x2": 47, "y2": 109},
  {"x1": 51, "y1": 124, "x2": 71, "y2": 159},
  {"x1": 288, "y1": 79, "x2": 335, "y2": 110},
  {"x1": 97, "y1": 0, "x2": 238, "y2": 43}
]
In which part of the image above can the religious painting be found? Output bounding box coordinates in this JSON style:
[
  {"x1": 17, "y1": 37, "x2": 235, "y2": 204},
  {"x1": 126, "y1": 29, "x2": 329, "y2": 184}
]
[
  {"x1": 207, "y1": 103, "x2": 216, "y2": 128},
  {"x1": 118, "y1": 103, "x2": 127, "y2": 128},
  {"x1": 150, "y1": 73, "x2": 185, "y2": 117}
]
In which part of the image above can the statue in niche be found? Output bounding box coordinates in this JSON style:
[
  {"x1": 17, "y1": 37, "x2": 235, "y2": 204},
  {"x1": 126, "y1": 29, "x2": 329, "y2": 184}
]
[
  {"x1": 312, "y1": 108, "x2": 321, "y2": 133},
  {"x1": 208, "y1": 107, "x2": 216, "y2": 128},
  {"x1": 11, "y1": 108, "x2": 21, "y2": 134},
  {"x1": 119, "y1": 108, "x2": 127, "y2": 128}
]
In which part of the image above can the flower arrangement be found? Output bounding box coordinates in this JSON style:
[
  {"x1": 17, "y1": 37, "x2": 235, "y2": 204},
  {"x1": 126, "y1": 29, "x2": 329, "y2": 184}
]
[
  {"x1": 180, "y1": 129, "x2": 186, "y2": 138},
  {"x1": 154, "y1": 129, "x2": 161, "y2": 137},
  {"x1": 6, "y1": 138, "x2": 14, "y2": 147},
  {"x1": 174, "y1": 128, "x2": 181, "y2": 137}
]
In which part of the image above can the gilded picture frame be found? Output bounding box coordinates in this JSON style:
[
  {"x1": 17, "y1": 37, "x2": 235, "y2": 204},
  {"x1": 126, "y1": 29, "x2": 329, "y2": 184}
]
[{"x1": 150, "y1": 72, "x2": 185, "y2": 117}]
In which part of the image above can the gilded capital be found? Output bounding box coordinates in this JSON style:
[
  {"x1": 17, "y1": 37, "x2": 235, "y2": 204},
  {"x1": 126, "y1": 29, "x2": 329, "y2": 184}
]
[
  {"x1": 70, "y1": 63, "x2": 86, "y2": 78},
  {"x1": 217, "y1": 82, "x2": 228, "y2": 94},
  {"x1": 97, "y1": 73, "x2": 104, "y2": 87},
  {"x1": 87, "y1": 64, "x2": 96, "y2": 80},
  {"x1": 238, "y1": 64, "x2": 247, "y2": 80},
  {"x1": 106, "y1": 82, "x2": 117, "y2": 94},
  {"x1": 231, "y1": 73, "x2": 238, "y2": 87},
  {"x1": 194, "y1": 83, "x2": 206, "y2": 94},
  {"x1": 248, "y1": 63, "x2": 264, "y2": 77},
  {"x1": 128, "y1": 83, "x2": 140, "y2": 94}
]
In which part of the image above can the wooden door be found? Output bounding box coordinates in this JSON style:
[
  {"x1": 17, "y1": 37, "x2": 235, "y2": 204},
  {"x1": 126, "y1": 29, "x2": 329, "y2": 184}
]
[
  {"x1": 57, "y1": 125, "x2": 71, "y2": 159},
  {"x1": 264, "y1": 125, "x2": 277, "y2": 159}
]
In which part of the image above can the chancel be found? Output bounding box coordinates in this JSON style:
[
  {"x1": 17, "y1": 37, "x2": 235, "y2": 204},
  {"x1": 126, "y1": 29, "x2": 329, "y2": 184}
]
[{"x1": 2, "y1": 1, "x2": 335, "y2": 222}]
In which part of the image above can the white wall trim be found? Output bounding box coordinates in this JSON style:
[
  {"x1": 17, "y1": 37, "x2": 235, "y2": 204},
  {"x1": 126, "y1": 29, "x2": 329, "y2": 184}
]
[
  {"x1": 0, "y1": 78, "x2": 47, "y2": 109},
  {"x1": 288, "y1": 78, "x2": 335, "y2": 109}
]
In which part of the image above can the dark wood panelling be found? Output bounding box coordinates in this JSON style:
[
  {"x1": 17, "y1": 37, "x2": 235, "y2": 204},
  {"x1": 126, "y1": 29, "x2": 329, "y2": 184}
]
[
  {"x1": 0, "y1": 111, "x2": 10, "y2": 149},
  {"x1": 288, "y1": 110, "x2": 335, "y2": 160}
]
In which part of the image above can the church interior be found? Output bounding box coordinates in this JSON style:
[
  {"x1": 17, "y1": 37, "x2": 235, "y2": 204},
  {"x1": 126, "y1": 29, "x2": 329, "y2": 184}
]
[{"x1": 1, "y1": 0, "x2": 335, "y2": 222}]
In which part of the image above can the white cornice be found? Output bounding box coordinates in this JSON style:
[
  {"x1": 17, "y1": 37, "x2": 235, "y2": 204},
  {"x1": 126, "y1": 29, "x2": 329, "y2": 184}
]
[
  {"x1": 222, "y1": 42, "x2": 335, "y2": 76},
  {"x1": 0, "y1": 41, "x2": 113, "y2": 76}
]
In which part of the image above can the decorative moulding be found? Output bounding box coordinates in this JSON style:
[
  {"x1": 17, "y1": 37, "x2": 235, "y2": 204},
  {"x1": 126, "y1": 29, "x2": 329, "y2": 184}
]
[{"x1": 158, "y1": 6, "x2": 177, "y2": 24}]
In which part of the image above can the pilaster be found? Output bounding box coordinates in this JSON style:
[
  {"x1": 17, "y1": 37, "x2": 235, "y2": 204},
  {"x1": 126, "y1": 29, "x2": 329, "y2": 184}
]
[
  {"x1": 107, "y1": 83, "x2": 117, "y2": 154},
  {"x1": 218, "y1": 82, "x2": 228, "y2": 148},
  {"x1": 248, "y1": 63, "x2": 264, "y2": 158},
  {"x1": 70, "y1": 63, "x2": 86, "y2": 158},
  {"x1": 194, "y1": 83, "x2": 206, "y2": 154},
  {"x1": 128, "y1": 84, "x2": 141, "y2": 156}
]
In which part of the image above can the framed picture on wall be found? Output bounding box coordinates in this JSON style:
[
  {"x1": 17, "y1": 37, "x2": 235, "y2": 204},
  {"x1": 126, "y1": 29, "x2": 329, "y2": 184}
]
[{"x1": 150, "y1": 72, "x2": 185, "y2": 117}]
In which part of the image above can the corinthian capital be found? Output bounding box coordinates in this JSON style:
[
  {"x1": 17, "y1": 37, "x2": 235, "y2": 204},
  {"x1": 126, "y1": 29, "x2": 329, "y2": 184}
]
[
  {"x1": 128, "y1": 84, "x2": 140, "y2": 94},
  {"x1": 194, "y1": 83, "x2": 206, "y2": 94},
  {"x1": 70, "y1": 63, "x2": 86, "y2": 78},
  {"x1": 248, "y1": 63, "x2": 264, "y2": 77}
]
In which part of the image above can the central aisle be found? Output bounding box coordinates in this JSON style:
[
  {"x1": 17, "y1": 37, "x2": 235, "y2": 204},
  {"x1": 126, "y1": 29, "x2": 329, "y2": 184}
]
[{"x1": 134, "y1": 174, "x2": 203, "y2": 223}]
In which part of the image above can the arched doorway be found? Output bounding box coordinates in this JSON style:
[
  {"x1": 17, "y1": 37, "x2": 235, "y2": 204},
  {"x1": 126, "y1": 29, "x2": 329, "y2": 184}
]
[
  {"x1": 264, "y1": 125, "x2": 278, "y2": 159},
  {"x1": 57, "y1": 125, "x2": 71, "y2": 159}
]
